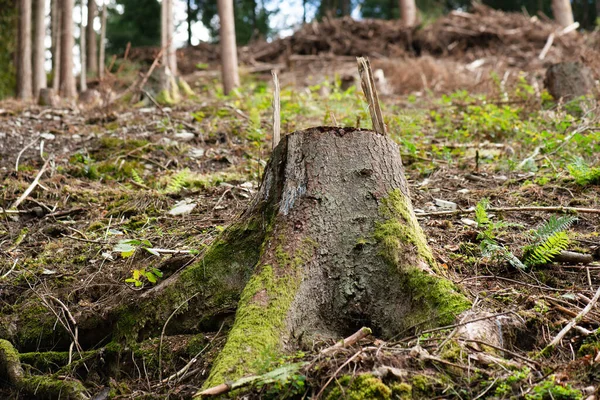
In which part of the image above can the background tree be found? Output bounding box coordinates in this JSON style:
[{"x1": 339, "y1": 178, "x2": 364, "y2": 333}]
[
  {"x1": 218, "y1": 0, "x2": 239, "y2": 94},
  {"x1": 0, "y1": 0, "x2": 18, "y2": 99},
  {"x1": 17, "y1": 0, "x2": 32, "y2": 100},
  {"x1": 87, "y1": 0, "x2": 97, "y2": 76},
  {"x1": 51, "y1": 0, "x2": 61, "y2": 91},
  {"x1": 59, "y1": 0, "x2": 76, "y2": 97},
  {"x1": 80, "y1": 0, "x2": 87, "y2": 92},
  {"x1": 105, "y1": 0, "x2": 160, "y2": 54},
  {"x1": 99, "y1": 1, "x2": 106, "y2": 80},
  {"x1": 32, "y1": 0, "x2": 46, "y2": 98},
  {"x1": 552, "y1": 0, "x2": 575, "y2": 26},
  {"x1": 400, "y1": 0, "x2": 418, "y2": 26},
  {"x1": 198, "y1": 0, "x2": 271, "y2": 45}
]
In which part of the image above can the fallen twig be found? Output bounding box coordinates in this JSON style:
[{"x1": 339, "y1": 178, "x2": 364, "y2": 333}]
[
  {"x1": 542, "y1": 284, "x2": 600, "y2": 354},
  {"x1": 417, "y1": 205, "x2": 600, "y2": 217},
  {"x1": 321, "y1": 327, "x2": 372, "y2": 355},
  {"x1": 11, "y1": 156, "x2": 53, "y2": 209}
]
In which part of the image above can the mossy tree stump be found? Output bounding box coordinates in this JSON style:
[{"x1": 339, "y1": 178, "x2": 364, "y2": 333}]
[{"x1": 200, "y1": 126, "x2": 471, "y2": 389}]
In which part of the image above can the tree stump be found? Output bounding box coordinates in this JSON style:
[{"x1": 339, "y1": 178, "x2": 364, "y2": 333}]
[
  {"x1": 544, "y1": 62, "x2": 595, "y2": 101},
  {"x1": 201, "y1": 127, "x2": 470, "y2": 388}
]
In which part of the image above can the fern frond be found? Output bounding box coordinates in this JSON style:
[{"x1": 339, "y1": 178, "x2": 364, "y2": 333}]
[
  {"x1": 567, "y1": 157, "x2": 600, "y2": 185},
  {"x1": 524, "y1": 231, "x2": 569, "y2": 267},
  {"x1": 165, "y1": 169, "x2": 190, "y2": 194},
  {"x1": 531, "y1": 215, "x2": 577, "y2": 243},
  {"x1": 475, "y1": 198, "x2": 490, "y2": 227},
  {"x1": 131, "y1": 169, "x2": 145, "y2": 186}
]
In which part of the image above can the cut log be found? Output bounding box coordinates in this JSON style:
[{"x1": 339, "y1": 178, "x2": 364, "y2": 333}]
[{"x1": 198, "y1": 126, "x2": 471, "y2": 390}]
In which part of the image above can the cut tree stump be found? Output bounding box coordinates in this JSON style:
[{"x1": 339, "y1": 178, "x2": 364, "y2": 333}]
[
  {"x1": 197, "y1": 126, "x2": 471, "y2": 390},
  {"x1": 544, "y1": 62, "x2": 595, "y2": 101}
]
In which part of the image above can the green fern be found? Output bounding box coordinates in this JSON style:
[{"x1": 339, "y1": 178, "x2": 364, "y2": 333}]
[
  {"x1": 131, "y1": 169, "x2": 145, "y2": 186},
  {"x1": 567, "y1": 157, "x2": 600, "y2": 185},
  {"x1": 531, "y1": 215, "x2": 577, "y2": 243},
  {"x1": 474, "y1": 198, "x2": 490, "y2": 227},
  {"x1": 164, "y1": 169, "x2": 190, "y2": 194},
  {"x1": 524, "y1": 231, "x2": 570, "y2": 267}
]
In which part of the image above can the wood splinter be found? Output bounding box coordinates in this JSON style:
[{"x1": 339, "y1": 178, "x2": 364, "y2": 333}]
[
  {"x1": 272, "y1": 70, "x2": 281, "y2": 149},
  {"x1": 357, "y1": 56, "x2": 387, "y2": 136}
]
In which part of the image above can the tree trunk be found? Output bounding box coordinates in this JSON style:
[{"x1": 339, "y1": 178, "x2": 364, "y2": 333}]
[
  {"x1": 80, "y1": 0, "x2": 87, "y2": 92},
  {"x1": 87, "y1": 0, "x2": 97, "y2": 76},
  {"x1": 32, "y1": 0, "x2": 46, "y2": 98},
  {"x1": 166, "y1": 0, "x2": 176, "y2": 75},
  {"x1": 218, "y1": 0, "x2": 239, "y2": 95},
  {"x1": 186, "y1": 0, "x2": 192, "y2": 46},
  {"x1": 552, "y1": 0, "x2": 575, "y2": 27},
  {"x1": 399, "y1": 0, "x2": 417, "y2": 27},
  {"x1": 340, "y1": 0, "x2": 350, "y2": 16},
  {"x1": 59, "y1": 0, "x2": 76, "y2": 98},
  {"x1": 17, "y1": 0, "x2": 32, "y2": 100},
  {"x1": 51, "y1": 0, "x2": 60, "y2": 91},
  {"x1": 199, "y1": 127, "x2": 471, "y2": 389},
  {"x1": 98, "y1": 2, "x2": 106, "y2": 81}
]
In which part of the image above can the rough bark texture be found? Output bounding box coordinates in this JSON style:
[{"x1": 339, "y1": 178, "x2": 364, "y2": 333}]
[
  {"x1": 552, "y1": 0, "x2": 575, "y2": 27},
  {"x1": 80, "y1": 0, "x2": 87, "y2": 92},
  {"x1": 399, "y1": 0, "x2": 417, "y2": 27},
  {"x1": 544, "y1": 61, "x2": 594, "y2": 100},
  {"x1": 17, "y1": 0, "x2": 32, "y2": 100},
  {"x1": 51, "y1": 0, "x2": 60, "y2": 91},
  {"x1": 218, "y1": 0, "x2": 239, "y2": 95},
  {"x1": 86, "y1": 0, "x2": 97, "y2": 76},
  {"x1": 59, "y1": 0, "x2": 76, "y2": 98},
  {"x1": 202, "y1": 127, "x2": 470, "y2": 389},
  {"x1": 32, "y1": 0, "x2": 46, "y2": 97},
  {"x1": 98, "y1": 3, "x2": 106, "y2": 80}
]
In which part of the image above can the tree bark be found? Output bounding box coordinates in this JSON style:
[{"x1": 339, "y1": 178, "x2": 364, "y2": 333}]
[
  {"x1": 199, "y1": 127, "x2": 470, "y2": 389},
  {"x1": 218, "y1": 0, "x2": 239, "y2": 95},
  {"x1": 167, "y1": 0, "x2": 176, "y2": 75},
  {"x1": 51, "y1": 0, "x2": 61, "y2": 91},
  {"x1": 186, "y1": 0, "x2": 192, "y2": 46},
  {"x1": 59, "y1": 0, "x2": 76, "y2": 98},
  {"x1": 17, "y1": 0, "x2": 32, "y2": 100},
  {"x1": 552, "y1": 0, "x2": 575, "y2": 27},
  {"x1": 87, "y1": 0, "x2": 97, "y2": 76},
  {"x1": 399, "y1": 0, "x2": 417, "y2": 27},
  {"x1": 32, "y1": 0, "x2": 46, "y2": 98},
  {"x1": 80, "y1": 0, "x2": 87, "y2": 92},
  {"x1": 98, "y1": 2, "x2": 106, "y2": 81}
]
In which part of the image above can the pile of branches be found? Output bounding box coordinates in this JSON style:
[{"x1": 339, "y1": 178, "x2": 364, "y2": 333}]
[
  {"x1": 415, "y1": 3, "x2": 586, "y2": 67},
  {"x1": 131, "y1": 3, "x2": 591, "y2": 75}
]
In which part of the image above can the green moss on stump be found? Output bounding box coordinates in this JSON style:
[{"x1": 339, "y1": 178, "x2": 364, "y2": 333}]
[
  {"x1": 376, "y1": 189, "x2": 470, "y2": 330},
  {"x1": 202, "y1": 239, "x2": 317, "y2": 389},
  {"x1": 325, "y1": 374, "x2": 392, "y2": 400}
]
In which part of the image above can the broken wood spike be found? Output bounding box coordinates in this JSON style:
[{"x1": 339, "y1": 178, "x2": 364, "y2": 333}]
[
  {"x1": 272, "y1": 70, "x2": 281, "y2": 149},
  {"x1": 357, "y1": 56, "x2": 387, "y2": 136}
]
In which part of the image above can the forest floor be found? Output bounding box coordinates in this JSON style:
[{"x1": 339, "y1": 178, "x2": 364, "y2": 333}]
[{"x1": 1, "y1": 51, "x2": 600, "y2": 399}]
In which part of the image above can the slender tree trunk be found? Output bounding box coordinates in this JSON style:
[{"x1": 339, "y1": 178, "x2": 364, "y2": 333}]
[
  {"x1": 186, "y1": 0, "x2": 192, "y2": 46},
  {"x1": 399, "y1": 0, "x2": 417, "y2": 27},
  {"x1": 80, "y1": 0, "x2": 87, "y2": 92},
  {"x1": 32, "y1": 0, "x2": 46, "y2": 98},
  {"x1": 552, "y1": 0, "x2": 575, "y2": 27},
  {"x1": 98, "y1": 2, "x2": 106, "y2": 80},
  {"x1": 59, "y1": 0, "x2": 76, "y2": 97},
  {"x1": 167, "y1": 0, "x2": 176, "y2": 75},
  {"x1": 51, "y1": 0, "x2": 61, "y2": 91},
  {"x1": 218, "y1": 0, "x2": 239, "y2": 95},
  {"x1": 17, "y1": 0, "x2": 33, "y2": 100},
  {"x1": 87, "y1": 0, "x2": 97, "y2": 76},
  {"x1": 303, "y1": 0, "x2": 306, "y2": 23}
]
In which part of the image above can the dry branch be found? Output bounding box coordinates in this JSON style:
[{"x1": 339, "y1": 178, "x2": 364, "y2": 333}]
[{"x1": 357, "y1": 57, "x2": 386, "y2": 135}]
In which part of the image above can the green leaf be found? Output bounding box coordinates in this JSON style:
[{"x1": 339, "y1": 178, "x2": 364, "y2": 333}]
[
  {"x1": 146, "y1": 273, "x2": 157, "y2": 284},
  {"x1": 151, "y1": 268, "x2": 163, "y2": 277}
]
